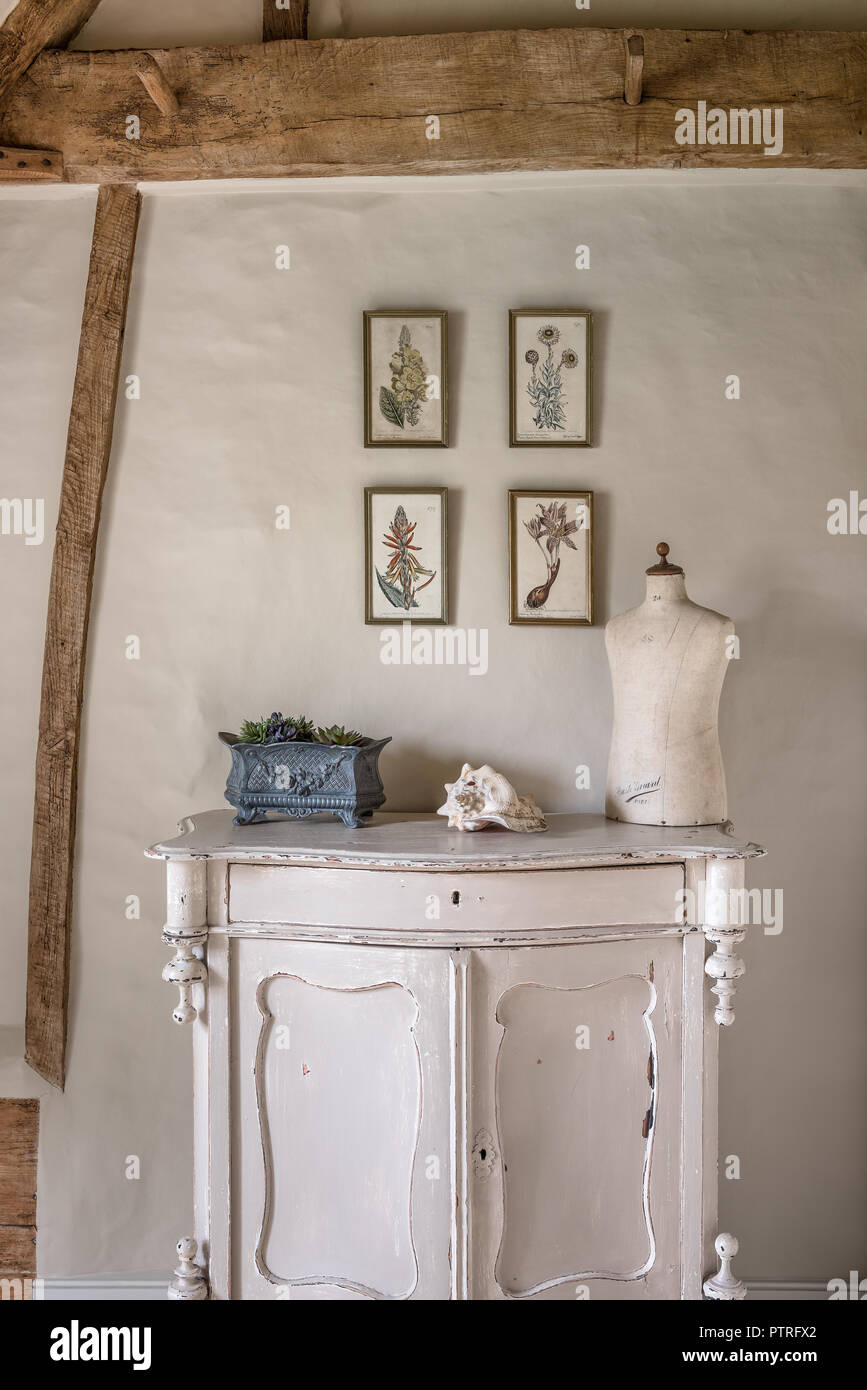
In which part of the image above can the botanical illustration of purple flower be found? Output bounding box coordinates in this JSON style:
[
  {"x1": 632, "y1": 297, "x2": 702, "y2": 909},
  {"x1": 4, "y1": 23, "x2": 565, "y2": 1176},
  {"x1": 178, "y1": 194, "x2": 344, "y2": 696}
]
[{"x1": 523, "y1": 500, "x2": 580, "y2": 609}]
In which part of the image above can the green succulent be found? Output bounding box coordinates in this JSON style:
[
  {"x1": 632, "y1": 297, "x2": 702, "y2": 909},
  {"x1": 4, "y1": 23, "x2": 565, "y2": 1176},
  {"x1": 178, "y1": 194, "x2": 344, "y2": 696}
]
[
  {"x1": 287, "y1": 713, "x2": 315, "y2": 741},
  {"x1": 238, "y1": 712, "x2": 316, "y2": 744},
  {"x1": 238, "y1": 714, "x2": 362, "y2": 746},
  {"x1": 239, "y1": 717, "x2": 270, "y2": 744},
  {"x1": 314, "y1": 725, "x2": 363, "y2": 747}
]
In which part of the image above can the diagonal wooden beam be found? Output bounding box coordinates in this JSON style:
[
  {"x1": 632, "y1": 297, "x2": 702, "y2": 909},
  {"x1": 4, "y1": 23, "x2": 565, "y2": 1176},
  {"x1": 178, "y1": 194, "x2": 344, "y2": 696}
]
[
  {"x1": 0, "y1": 1098, "x2": 39, "y2": 1289},
  {"x1": 263, "y1": 1, "x2": 309, "y2": 42},
  {"x1": 26, "y1": 184, "x2": 140, "y2": 1090},
  {"x1": 0, "y1": 28, "x2": 864, "y2": 181},
  {"x1": 0, "y1": 1, "x2": 104, "y2": 103}
]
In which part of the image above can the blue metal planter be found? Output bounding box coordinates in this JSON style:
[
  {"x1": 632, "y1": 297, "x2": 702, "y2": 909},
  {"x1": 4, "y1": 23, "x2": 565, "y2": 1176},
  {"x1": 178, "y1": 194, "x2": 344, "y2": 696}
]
[{"x1": 219, "y1": 733, "x2": 391, "y2": 829}]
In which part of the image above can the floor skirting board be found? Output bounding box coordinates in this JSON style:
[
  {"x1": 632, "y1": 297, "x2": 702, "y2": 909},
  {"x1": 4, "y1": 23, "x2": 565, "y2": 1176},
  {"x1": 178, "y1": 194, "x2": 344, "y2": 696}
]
[
  {"x1": 745, "y1": 1280, "x2": 832, "y2": 1301},
  {"x1": 22, "y1": 1275, "x2": 832, "y2": 1301},
  {"x1": 35, "y1": 1273, "x2": 171, "y2": 1301}
]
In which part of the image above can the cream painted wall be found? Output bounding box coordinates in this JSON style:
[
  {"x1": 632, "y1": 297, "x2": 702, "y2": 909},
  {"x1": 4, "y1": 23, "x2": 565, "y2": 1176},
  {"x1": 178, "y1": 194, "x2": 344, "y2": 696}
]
[
  {"x1": 2, "y1": 170, "x2": 864, "y2": 1283},
  {"x1": 0, "y1": 0, "x2": 862, "y2": 43}
]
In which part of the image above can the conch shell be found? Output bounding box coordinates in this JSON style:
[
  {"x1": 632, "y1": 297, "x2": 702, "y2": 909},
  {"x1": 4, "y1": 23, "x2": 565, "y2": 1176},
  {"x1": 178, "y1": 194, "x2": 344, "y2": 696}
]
[{"x1": 437, "y1": 763, "x2": 548, "y2": 833}]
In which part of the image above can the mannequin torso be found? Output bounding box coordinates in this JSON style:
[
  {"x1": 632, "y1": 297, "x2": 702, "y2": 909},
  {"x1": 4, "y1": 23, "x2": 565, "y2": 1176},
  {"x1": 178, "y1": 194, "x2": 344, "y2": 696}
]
[{"x1": 605, "y1": 553, "x2": 733, "y2": 826}]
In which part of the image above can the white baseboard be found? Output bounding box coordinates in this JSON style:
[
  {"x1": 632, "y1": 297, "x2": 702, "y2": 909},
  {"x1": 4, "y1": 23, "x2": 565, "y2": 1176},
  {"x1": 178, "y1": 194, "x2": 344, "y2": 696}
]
[
  {"x1": 31, "y1": 1273, "x2": 829, "y2": 1301},
  {"x1": 745, "y1": 1280, "x2": 829, "y2": 1301},
  {"x1": 37, "y1": 1273, "x2": 171, "y2": 1301}
]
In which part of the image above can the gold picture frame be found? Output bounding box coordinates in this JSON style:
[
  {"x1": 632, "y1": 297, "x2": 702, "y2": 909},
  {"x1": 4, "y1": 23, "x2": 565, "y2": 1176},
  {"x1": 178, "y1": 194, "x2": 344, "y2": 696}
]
[
  {"x1": 365, "y1": 486, "x2": 449, "y2": 625},
  {"x1": 363, "y1": 310, "x2": 449, "y2": 447},
  {"x1": 509, "y1": 309, "x2": 592, "y2": 446},
  {"x1": 509, "y1": 489, "x2": 594, "y2": 625}
]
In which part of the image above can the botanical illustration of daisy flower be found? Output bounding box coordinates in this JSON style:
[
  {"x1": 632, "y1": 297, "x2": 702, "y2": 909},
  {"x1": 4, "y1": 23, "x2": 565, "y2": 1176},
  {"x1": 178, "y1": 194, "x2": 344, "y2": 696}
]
[{"x1": 526, "y1": 323, "x2": 576, "y2": 430}]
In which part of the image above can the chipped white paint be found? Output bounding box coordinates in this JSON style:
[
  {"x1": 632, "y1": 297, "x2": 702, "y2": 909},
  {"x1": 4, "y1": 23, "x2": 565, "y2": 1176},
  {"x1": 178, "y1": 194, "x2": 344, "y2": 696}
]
[
  {"x1": 471, "y1": 1129, "x2": 497, "y2": 1180},
  {"x1": 152, "y1": 811, "x2": 762, "y2": 1300},
  {"x1": 703, "y1": 1233, "x2": 747, "y2": 1300},
  {"x1": 437, "y1": 763, "x2": 547, "y2": 832},
  {"x1": 702, "y1": 857, "x2": 747, "y2": 1026},
  {"x1": 161, "y1": 859, "x2": 207, "y2": 1024},
  {"x1": 167, "y1": 1237, "x2": 208, "y2": 1300},
  {"x1": 146, "y1": 810, "x2": 763, "y2": 870},
  {"x1": 605, "y1": 560, "x2": 733, "y2": 827}
]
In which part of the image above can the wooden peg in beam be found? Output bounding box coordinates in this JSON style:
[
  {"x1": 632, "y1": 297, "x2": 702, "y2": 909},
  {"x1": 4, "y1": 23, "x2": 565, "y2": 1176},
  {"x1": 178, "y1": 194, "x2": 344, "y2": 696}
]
[
  {"x1": 134, "y1": 52, "x2": 179, "y2": 117},
  {"x1": 624, "y1": 34, "x2": 644, "y2": 107}
]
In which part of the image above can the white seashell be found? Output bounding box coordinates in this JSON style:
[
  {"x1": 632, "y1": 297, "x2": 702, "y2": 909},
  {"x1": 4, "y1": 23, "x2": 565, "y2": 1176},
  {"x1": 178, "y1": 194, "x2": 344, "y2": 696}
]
[{"x1": 436, "y1": 763, "x2": 548, "y2": 833}]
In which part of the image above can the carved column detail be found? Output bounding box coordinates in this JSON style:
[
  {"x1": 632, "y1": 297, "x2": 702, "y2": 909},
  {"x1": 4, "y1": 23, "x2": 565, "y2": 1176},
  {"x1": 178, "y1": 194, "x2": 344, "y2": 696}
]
[
  {"x1": 703, "y1": 1232, "x2": 747, "y2": 1300},
  {"x1": 703, "y1": 926, "x2": 746, "y2": 1026},
  {"x1": 161, "y1": 858, "x2": 208, "y2": 1024},
  {"x1": 167, "y1": 1236, "x2": 209, "y2": 1300},
  {"x1": 701, "y1": 857, "x2": 747, "y2": 1028}
]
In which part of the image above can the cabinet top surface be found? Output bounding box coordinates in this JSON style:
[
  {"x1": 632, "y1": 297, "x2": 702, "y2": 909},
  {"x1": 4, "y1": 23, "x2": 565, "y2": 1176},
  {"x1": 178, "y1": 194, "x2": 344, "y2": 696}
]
[{"x1": 146, "y1": 810, "x2": 764, "y2": 870}]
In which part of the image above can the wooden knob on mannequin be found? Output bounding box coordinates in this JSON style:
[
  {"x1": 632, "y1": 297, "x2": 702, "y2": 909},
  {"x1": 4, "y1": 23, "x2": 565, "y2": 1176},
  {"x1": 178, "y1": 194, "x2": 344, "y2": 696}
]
[{"x1": 646, "y1": 540, "x2": 684, "y2": 575}]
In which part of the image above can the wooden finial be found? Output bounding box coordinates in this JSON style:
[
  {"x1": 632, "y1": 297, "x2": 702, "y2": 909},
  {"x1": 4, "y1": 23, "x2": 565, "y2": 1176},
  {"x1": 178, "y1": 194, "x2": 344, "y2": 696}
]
[
  {"x1": 646, "y1": 541, "x2": 684, "y2": 575},
  {"x1": 624, "y1": 35, "x2": 644, "y2": 106}
]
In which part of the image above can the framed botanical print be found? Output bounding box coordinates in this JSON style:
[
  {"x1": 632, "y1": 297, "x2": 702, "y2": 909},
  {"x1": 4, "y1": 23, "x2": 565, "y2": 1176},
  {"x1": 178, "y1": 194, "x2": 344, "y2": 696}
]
[
  {"x1": 509, "y1": 490, "x2": 594, "y2": 625},
  {"x1": 509, "y1": 310, "x2": 592, "y2": 446},
  {"x1": 365, "y1": 487, "x2": 448, "y2": 624},
  {"x1": 363, "y1": 311, "x2": 448, "y2": 447}
]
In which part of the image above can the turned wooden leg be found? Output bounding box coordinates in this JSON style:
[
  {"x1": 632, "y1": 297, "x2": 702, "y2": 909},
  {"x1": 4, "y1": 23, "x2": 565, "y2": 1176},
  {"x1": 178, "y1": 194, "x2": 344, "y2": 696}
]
[
  {"x1": 161, "y1": 859, "x2": 208, "y2": 1024},
  {"x1": 167, "y1": 1237, "x2": 209, "y2": 1300},
  {"x1": 703, "y1": 925, "x2": 747, "y2": 1026},
  {"x1": 703, "y1": 1233, "x2": 747, "y2": 1300},
  {"x1": 702, "y1": 858, "x2": 748, "y2": 1027}
]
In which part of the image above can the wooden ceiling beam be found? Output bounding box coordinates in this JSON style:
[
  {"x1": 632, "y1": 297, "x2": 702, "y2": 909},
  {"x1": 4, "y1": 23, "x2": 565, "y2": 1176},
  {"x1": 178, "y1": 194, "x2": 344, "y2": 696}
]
[
  {"x1": 0, "y1": 27, "x2": 864, "y2": 182},
  {"x1": 0, "y1": 143, "x2": 62, "y2": 180},
  {"x1": 0, "y1": 1, "x2": 104, "y2": 103}
]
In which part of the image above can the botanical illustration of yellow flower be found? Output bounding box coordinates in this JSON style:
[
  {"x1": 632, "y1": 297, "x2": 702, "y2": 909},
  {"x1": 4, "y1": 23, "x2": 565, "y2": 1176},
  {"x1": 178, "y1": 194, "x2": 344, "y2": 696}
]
[{"x1": 380, "y1": 325, "x2": 430, "y2": 429}]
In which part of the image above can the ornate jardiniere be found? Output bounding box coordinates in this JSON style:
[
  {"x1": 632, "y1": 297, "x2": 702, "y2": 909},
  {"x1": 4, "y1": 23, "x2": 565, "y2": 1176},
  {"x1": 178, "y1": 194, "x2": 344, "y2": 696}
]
[{"x1": 219, "y1": 733, "x2": 390, "y2": 829}]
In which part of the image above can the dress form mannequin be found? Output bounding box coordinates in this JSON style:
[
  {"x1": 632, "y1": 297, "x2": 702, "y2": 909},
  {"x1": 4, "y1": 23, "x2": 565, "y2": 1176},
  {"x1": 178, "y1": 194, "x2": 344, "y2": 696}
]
[{"x1": 605, "y1": 543, "x2": 733, "y2": 826}]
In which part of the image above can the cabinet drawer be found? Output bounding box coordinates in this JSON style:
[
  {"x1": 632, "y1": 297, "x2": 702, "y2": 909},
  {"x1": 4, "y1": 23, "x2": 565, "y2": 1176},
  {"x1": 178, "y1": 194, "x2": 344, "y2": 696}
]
[{"x1": 226, "y1": 862, "x2": 684, "y2": 939}]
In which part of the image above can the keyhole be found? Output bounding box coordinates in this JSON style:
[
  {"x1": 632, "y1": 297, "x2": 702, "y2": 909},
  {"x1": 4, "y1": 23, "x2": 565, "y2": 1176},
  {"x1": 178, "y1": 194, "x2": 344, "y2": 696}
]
[
  {"x1": 479, "y1": 1148, "x2": 486, "y2": 1161},
  {"x1": 451, "y1": 890, "x2": 460, "y2": 905}
]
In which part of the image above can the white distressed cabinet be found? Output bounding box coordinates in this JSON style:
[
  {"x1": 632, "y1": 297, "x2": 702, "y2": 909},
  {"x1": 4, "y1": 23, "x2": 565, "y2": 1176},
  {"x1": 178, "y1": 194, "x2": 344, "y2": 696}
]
[{"x1": 147, "y1": 810, "x2": 763, "y2": 1302}]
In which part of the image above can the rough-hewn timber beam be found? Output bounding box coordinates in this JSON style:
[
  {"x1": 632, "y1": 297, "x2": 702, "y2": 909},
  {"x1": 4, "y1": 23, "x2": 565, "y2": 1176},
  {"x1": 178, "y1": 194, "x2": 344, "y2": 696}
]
[
  {"x1": 0, "y1": 27, "x2": 864, "y2": 182},
  {"x1": 0, "y1": 143, "x2": 62, "y2": 180},
  {"x1": 134, "y1": 52, "x2": 179, "y2": 117},
  {"x1": 0, "y1": 1, "x2": 104, "y2": 103},
  {"x1": 263, "y1": 0, "x2": 309, "y2": 42},
  {"x1": 26, "y1": 184, "x2": 140, "y2": 1090}
]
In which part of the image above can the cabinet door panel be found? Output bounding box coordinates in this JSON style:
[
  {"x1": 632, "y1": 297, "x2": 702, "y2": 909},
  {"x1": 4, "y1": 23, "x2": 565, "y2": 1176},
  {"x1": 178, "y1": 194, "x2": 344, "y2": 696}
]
[
  {"x1": 231, "y1": 938, "x2": 453, "y2": 1300},
  {"x1": 469, "y1": 938, "x2": 683, "y2": 1300}
]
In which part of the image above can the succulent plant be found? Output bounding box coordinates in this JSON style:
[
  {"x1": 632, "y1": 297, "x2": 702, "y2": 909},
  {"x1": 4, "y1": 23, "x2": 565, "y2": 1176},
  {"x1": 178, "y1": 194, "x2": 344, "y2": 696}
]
[
  {"x1": 239, "y1": 717, "x2": 270, "y2": 744},
  {"x1": 287, "y1": 713, "x2": 315, "y2": 741},
  {"x1": 238, "y1": 712, "x2": 315, "y2": 744},
  {"x1": 314, "y1": 725, "x2": 363, "y2": 747}
]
